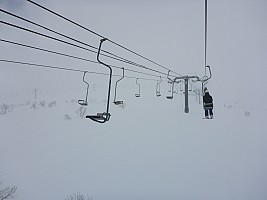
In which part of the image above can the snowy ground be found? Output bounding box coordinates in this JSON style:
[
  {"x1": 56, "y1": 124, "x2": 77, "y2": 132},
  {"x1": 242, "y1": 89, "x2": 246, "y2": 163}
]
[
  {"x1": 1, "y1": 0, "x2": 267, "y2": 199},
  {"x1": 1, "y1": 88, "x2": 267, "y2": 200}
]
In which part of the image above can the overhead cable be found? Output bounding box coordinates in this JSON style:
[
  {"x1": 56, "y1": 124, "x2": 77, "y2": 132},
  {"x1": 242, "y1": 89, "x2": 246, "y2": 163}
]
[
  {"x1": 0, "y1": 8, "x2": 148, "y2": 68},
  {"x1": 204, "y1": 0, "x2": 208, "y2": 74},
  {"x1": 26, "y1": 0, "x2": 181, "y2": 76},
  {"x1": 0, "y1": 59, "x2": 162, "y2": 82},
  {"x1": 0, "y1": 20, "x2": 170, "y2": 76},
  {"x1": 0, "y1": 38, "x2": 171, "y2": 80}
]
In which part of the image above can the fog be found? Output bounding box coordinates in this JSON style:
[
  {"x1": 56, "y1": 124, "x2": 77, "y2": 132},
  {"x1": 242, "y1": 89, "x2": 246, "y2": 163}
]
[{"x1": 1, "y1": 0, "x2": 267, "y2": 199}]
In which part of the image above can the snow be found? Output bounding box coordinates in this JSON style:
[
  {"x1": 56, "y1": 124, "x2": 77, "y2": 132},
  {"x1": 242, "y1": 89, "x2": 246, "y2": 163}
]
[
  {"x1": 1, "y1": 0, "x2": 267, "y2": 199},
  {"x1": 1, "y1": 89, "x2": 267, "y2": 200}
]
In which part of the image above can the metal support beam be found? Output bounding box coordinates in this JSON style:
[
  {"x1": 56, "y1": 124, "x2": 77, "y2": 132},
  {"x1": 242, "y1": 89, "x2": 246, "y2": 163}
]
[
  {"x1": 170, "y1": 65, "x2": 211, "y2": 114},
  {"x1": 184, "y1": 78, "x2": 189, "y2": 113}
]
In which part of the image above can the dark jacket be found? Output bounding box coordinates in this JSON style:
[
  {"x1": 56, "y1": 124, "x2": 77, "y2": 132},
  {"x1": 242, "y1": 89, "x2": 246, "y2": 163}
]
[{"x1": 203, "y1": 92, "x2": 213, "y2": 109}]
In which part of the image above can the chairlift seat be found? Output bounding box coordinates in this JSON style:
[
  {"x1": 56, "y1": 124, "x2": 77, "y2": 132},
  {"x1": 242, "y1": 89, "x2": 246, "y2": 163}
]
[
  {"x1": 166, "y1": 96, "x2": 173, "y2": 99},
  {"x1": 156, "y1": 93, "x2": 161, "y2": 97},
  {"x1": 114, "y1": 101, "x2": 123, "y2": 105},
  {"x1": 78, "y1": 100, "x2": 88, "y2": 106},
  {"x1": 113, "y1": 67, "x2": 125, "y2": 107},
  {"x1": 135, "y1": 94, "x2": 140, "y2": 97},
  {"x1": 86, "y1": 112, "x2": 111, "y2": 123}
]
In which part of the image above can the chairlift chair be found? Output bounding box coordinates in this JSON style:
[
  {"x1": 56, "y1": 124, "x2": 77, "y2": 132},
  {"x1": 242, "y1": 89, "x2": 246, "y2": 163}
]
[
  {"x1": 156, "y1": 76, "x2": 162, "y2": 97},
  {"x1": 156, "y1": 88, "x2": 161, "y2": 97},
  {"x1": 135, "y1": 78, "x2": 140, "y2": 97},
  {"x1": 166, "y1": 81, "x2": 175, "y2": 99},
  {"x1": 78, "y1": 71, "x2": 89, "y2": 106},
  {"x1": 180, "y1": 81, "x2": 184, "y2": 91},
  {"x1": 166, "y1": 70, "x2": 172, "y2": 92},
  {"x1": 179, "y1": 81, "x2": 185, "y2": 95},
  {"x1": 86, "y1": 38, "x2": 112, "y2": 123},
  {"x1": 166, "y1": 70, "x2": 174, "y2": 99},
  {"x1": 174, "y1": 83, "x2": 178, "y2": 94},
  {"x1": 113, "y1": 67, "x2": 124, "y2": 105},
  {"x1": 189, "y1": 81, "x2": 193, "y2": 92},
  {"x1": 114, "y1": 101, "x2": 123, "y2": 105},
  {"x1": 175, "y1": 80, "x2": 181, "y2": 94},
  {"x1": 156, "y1": 87, "x2": 161, "y2": 97},
  {"x1": 201, "y1": 65, "x2": 212, "y2": 96},
  {"x1": 86, "y1": 112, "x2": 111, "y2": 123},
  {"x1": 168, "y1": 81, "x2": 172, "y2": 92}
]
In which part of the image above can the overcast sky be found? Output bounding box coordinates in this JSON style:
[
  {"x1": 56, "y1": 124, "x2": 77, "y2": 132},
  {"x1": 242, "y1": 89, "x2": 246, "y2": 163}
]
[
  {"x1": 1, "y1": 0, "x2": 267, "y2": 108},
  {"x1": 1, "y1": 1, "x2": 267, "y2": 199}
]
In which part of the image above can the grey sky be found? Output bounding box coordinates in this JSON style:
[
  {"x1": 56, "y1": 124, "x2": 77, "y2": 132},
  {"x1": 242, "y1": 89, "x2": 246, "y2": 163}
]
[
  {"x1": 1, "y1": 0, "x2": 267, "y2": 108},
  {"x1": 1, "y1": 1, "x2": 267, "y2": 200},
  {"x1": 0, "y1": 0, "x2": 25, "y2": 10}
]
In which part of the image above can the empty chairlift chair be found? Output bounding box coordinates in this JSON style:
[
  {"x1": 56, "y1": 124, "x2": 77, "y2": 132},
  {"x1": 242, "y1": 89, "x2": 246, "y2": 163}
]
[
  {"x1": 156, "y1": 76, "x2": 162, "y2": 97},
  {"x1": 189, "y1": 80, "x2": 193, "y2": 92},
  {"x1": 166, "y1": 70, "x2": 174, "y2": 99},
  {"x1": 86, "y1": 38, "x2": 112, "y2": 123},
  {"x1": 166, "y1": 81, "x2": 174, "y2": 99},
  {"x1": 135, "y1": 78, "x2": 141, "y2": 97},
  {"x1": 180, "y1": 81, "x2": 184, "y2": 95},
  {"x1": 113, "y1": 67, "x2": 124, "y2": 105},
  {"x1": 78, "y1": 71, "x2": 89, "y2": 106},
  {"x1": 174, "y1": 80, "x2": 181, "y2": 94}
]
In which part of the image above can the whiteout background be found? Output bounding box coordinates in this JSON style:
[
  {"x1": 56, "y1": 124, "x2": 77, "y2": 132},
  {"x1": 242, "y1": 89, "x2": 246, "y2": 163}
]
[{"x1": 1, "y1": 0, "x2": 267, "y2": 199}]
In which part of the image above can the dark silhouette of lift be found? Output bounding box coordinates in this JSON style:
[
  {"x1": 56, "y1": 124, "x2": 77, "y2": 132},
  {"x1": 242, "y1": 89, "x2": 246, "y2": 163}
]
[
  {"x1": 86, "y1": 38, "x2": 112, "y2": 123},
  {"x1": 156, "y1": 76, "x2": 162, "y2": 97},
  {"x1": 135, "y1": 78, "x2": 141, "y2": 98},
  {"x1": 78, "y1": 71, "x2": 89, "y2": 106},
  {"x1": 113, "y1": 67, "x2": 124, "y2": 105}
]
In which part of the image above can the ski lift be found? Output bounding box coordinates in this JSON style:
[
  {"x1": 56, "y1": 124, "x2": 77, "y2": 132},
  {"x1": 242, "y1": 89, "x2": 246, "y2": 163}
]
[
  {"x1": 180, "y1": 80, "x2": 184, "y2": 92},
  {"x1": 189, "y1": 80, "x2": 193, "y2": 92},
  {"x1": 113, "y1": 67, "x2": 125, "y2": 105},
  {"x1": 156, "y1": 76, "x2": 162, "y2": 97},
  {"x1": 168, "y1": 82, "x2": 172, "y2": 92},
  {"x1": 179, "y1": 80, "x2": 185, "y2": 95},
  {"x1": 166, "y1": 81, "x2": 174, "y2": 99},
  {"x1": 78, "y1": 71, "x2": 89, "y2": 106},
  {"x1": 174, "y1": 82, "x2": 178, "y2": 94},
  {"x1": 166, "y1": 70, "x2": 174, "y2": 99},
  {"x1": 174, "y1": 80, "x2": 181, "y2": 94},
  {"x1": 201, "y1": 65, "x2": 212, "y2": 95},
  {"x1": 135, "y1": 78, "x2": 140, "y2": 97},
  {"x1": 191, "y1": 80, "x2": 197, "y2": 92},
  {"x1": 86, "y1": 38, "x2": 112, "y2": 123},
  {"x1": 167, "y1": 70, "x2": 172, "y2": 92}
]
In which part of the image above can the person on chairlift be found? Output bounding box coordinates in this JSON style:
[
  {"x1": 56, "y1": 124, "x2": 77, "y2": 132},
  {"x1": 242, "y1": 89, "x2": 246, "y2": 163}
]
[{"x1": 203, "y1": 87, "x2": 213, "y2": 119}]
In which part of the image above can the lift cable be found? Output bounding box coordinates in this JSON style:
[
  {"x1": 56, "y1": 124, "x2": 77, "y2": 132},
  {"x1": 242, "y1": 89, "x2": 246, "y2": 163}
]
[
  {"x1": 0, "y1": 9, "x2": 97, "y2": 52},
  {"x1": 0, "y1": 59, "x2": 162, "y2": 82},
  {"x1": 204, "y1": 0, "x2": 208, "y2": 75},
  {"x1": 0, "y1": 8, "x2": 151, "y2": 69},
  {"x1": 26, "y1": 0, "x2": 181, "y2": 76},
  {"x1": 0, "y1": 38, "x2": 171, "y2": 80},
  {"x1": 0, "y1": 38, "x2": 97, "y2": 64},
  {"x1": 0, "y1": 20, "x2": 170, "y2": 76}
]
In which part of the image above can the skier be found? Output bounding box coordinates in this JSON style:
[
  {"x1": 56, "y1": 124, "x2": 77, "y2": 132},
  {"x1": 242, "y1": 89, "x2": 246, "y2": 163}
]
[{"x1": 203, "y1": 87, "x2": 213, "y2": 119}]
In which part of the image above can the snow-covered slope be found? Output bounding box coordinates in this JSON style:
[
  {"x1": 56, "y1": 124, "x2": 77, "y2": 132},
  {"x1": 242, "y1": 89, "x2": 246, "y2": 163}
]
[{"x1": 1, "y1": 91, "x2": 266, "y2": 200}]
